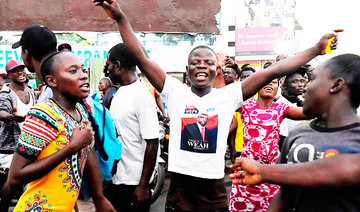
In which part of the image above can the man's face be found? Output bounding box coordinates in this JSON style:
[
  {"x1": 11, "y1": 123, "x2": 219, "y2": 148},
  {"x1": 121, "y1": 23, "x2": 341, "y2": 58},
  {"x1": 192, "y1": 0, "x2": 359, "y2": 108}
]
[
  {"x1": 222, "y1": 67, "x2": 237, "y2": 85},
  {"x1": 98, "y1": 79, "x2": 109, "y2": 92},
  {"x1": 197, "y1": 113, "x2": 209, "y2": 127},
  {"x1": 105, "y1": 54, "x2": 119, "y2": 84},
  {"x1": 106, "y1": 61, "x2": 116, "y2": 83},
  {"x1": 239, "y1": 70, "x2": 254, "y2": 81},
  {"x1": 187, "y1": 48, "x2": 217, "y2": 89},
  {"x1": 302, "y1": 64, "x2": 333, "y2": 116},
  {"x1": 21, "y1": 48, "x2": 35, "y2": 74},
  {"x1": 8, "y1": 67, "x2": 27, "y2": 84},
  {"x1": 284, "y1": 73, "x2": 305, "y2": 96}
]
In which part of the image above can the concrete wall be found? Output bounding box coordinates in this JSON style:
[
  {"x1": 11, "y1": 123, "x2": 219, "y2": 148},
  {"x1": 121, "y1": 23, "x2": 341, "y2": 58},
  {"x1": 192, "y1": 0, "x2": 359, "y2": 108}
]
[{"x1": 0, "y1": 0, "x2": 220, "y2": 33}]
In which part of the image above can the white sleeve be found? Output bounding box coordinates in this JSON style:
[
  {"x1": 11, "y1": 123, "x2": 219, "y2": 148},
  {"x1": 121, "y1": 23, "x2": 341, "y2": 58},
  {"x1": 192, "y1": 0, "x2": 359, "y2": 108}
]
[
  {"x1": 227, "y1": 82, "x2": 244, "y2": 110},
  {"x1": 159, "y1": 74, "x2": 183, "y2": 104},
  {"x1": 38, "y1": 86, "x2": 53, "y2": 103},
  {"x1": 137, "y1": 89, "x2": 159, "y2": 139}
]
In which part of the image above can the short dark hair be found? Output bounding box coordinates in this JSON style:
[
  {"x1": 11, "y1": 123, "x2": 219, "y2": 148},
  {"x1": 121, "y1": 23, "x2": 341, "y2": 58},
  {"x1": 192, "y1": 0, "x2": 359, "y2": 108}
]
[
  {"x1": 40, "y1": 51, "x2": 62, "y2": 85},
  {"x1": 224, "y1": 65, "x2": 237, "y2": 73},
  {"x1": 283, "y1": 66, "x2": 306, "y2": 85},
  {"x1": 241, "y1": 64, "x2": 251, "y2": 69},
  {"x1": 240, "y1": 66, "x2": 255, "y2": 75},
  {"x1": 303, "y1": 64, "x2": 312, "y2": 71},
  {"x1": 100, "y1": 77, "x2": 112, "y2": 86},
  {"x1": 325, "y1": 54, "x2": 360, "y2": 108},
  {"x1": 263, "y1": 61, "x2": 272, "y2": 69},
  {"x1": 108, "y1": 43, "x2": 137, "y2": 71},
  {"x1": 188, "y1": 45, "x2": 216, "y2": 61}
]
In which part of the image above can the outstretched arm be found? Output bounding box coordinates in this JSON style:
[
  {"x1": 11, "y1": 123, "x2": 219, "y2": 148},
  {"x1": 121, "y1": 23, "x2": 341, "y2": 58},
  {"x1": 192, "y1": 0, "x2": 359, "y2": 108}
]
[
  {"x1": 285, "y1": 107, "x2": 309, "y2": 120},
  {"x1": 93, "y1": 0, "x2": 166, "y2": 92},
  {"x1": 230, "y1": 154, "x2": 360, "y2": 188},
  {"x1": 241, "y1": 33, "x2": 338, "y2": 100}
]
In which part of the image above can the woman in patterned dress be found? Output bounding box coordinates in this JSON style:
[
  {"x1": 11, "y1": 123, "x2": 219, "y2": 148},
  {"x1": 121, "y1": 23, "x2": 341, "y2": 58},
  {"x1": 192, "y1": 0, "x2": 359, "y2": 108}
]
[
  {"x1": 1, "y1": 52, "x2": 115, "y2": 212},
  {"x1": 229, "y1": 78, "x2": 307, "y2": 211}
]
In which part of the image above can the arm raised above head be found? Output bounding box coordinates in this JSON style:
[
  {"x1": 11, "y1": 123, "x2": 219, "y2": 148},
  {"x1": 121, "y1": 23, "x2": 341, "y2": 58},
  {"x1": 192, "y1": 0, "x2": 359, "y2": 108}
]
[
  {"x1": 241, "y1": 33, "x2": 338, "y2": 100},
  {"x1": 93, "y1": 0, "x2": 166, "y2": 92}
]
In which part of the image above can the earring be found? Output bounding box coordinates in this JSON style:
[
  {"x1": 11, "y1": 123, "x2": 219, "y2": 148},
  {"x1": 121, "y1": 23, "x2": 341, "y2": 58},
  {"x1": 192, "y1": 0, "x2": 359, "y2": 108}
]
[{"x1": 330, "y1": 89, "x2": 334, "y2": 93}]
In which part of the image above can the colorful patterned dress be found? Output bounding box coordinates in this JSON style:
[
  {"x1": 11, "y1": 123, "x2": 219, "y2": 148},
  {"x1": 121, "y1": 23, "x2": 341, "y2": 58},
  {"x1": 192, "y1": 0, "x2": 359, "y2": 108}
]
[
  {"x1": 229, "y1": 100, "x2": 291, "y2": 211},
  {"x1": 14, "y1": 99, "x2": 93, "y2": 212}
]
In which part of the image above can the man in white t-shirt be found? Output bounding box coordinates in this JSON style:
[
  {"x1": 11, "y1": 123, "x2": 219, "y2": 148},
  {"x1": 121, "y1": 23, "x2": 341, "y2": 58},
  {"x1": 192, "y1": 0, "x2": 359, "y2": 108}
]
[
  {"x1": 104, "y1": 43, "x2": 159, "y2": 212},
  {"x1": 0, "y1": 60, "x2": 36, "y2": 189},
  {"x1": 94, "y1": 2, "x2": 337, "y2": 211},
  {"x1": 278, "y1": 67, "x2": 307, "y2": 149}
]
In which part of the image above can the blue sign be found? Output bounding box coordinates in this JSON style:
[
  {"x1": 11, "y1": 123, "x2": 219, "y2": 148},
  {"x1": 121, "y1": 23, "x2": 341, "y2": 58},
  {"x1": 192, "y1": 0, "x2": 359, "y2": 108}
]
[{"x1": 0, "y1": 46, "x2": 110, "y2": 71}]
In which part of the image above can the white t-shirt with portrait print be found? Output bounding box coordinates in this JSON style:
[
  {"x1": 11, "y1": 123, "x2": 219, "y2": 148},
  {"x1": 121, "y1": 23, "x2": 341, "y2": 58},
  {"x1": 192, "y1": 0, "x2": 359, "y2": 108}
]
[{"x1": 160, "y1": 75, "x2": 243, "y2": 179}]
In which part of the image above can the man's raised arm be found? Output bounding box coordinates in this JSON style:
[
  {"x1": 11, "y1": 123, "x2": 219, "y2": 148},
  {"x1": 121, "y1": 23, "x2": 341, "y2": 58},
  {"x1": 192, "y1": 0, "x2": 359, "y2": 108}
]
[
  {"x1": 93, "y1": 0, "x2": 166, "y2": 92},
  {"x1": 241, "y1": 33, "x2": 337, "y2": 100}
]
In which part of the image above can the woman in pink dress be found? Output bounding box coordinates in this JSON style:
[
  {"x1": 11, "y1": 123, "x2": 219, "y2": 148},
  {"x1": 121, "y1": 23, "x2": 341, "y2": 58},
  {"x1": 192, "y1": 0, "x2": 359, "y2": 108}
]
[{"x1": 229, "y1": 78, "x2": 307, "y2": 211}]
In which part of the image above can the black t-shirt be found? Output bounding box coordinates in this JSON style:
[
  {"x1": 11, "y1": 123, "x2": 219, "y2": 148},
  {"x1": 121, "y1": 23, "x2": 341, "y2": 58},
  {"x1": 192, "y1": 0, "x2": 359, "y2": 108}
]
[{"x1": 278, "y1": 121, "x2": 360, "y2": 212}]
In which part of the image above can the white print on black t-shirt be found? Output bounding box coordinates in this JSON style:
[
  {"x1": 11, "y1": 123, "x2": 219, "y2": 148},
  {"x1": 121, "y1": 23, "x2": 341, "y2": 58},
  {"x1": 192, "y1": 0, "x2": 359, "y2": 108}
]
[{"x1": 287, "y1": 143, "x2": 360, "y2": 164}]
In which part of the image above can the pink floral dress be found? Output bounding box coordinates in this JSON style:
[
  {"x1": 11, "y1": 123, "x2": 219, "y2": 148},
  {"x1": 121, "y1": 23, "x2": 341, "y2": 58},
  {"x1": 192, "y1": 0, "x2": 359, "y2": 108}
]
[{"x1": 229, "y1": 100, "x2": 291, "y2": 211}]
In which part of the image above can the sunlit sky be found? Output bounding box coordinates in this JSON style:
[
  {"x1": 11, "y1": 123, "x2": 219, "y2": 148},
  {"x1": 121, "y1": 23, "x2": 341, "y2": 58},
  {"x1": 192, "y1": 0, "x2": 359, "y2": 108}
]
[{"x1": 295, "y1": 0, "x2": 360, "y2": 64}]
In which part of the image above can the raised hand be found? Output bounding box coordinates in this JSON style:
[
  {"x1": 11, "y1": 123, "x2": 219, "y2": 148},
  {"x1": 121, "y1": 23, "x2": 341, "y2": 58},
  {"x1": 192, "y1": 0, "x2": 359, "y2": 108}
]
[
  {"x1": 92, "y1": 0, "x2": 124, "y2": 21},
  {"x1": 224, "y1": 56, "x2": 235, "y2": 66},
  {"x1": 229, "y1": 157, "x2": 263, "y2": 185},
  {"x1": 316, "y1": 31, "x2": 339, "y2": 55},
  {"x1": 68, "y1": 120, "x2": 94, "y2": 153}
]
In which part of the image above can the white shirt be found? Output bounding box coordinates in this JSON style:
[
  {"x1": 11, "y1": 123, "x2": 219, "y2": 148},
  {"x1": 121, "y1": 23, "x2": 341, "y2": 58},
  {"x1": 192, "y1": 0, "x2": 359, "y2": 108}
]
[
  {"x1": 37, "y1": 86, "x2": 53, "y2": 103},
  {"x1": 1, "y1": 86, "x2": 35, "y2": 168},
  {"x1": 277, "y1": 96, "x2": 299, "y2": 137},
  {"x1": 110, "y1": 79, "x2": 159, "y2": 185},
  {"x1": 160, "y1": 75, "x2": 243, "y2": 179},
  {"x1": 14, "y1": 87, "x2": 34, "y2": 128},
  {"x1": 14, "y1": 88, "x2": 34, "y2": 116}
]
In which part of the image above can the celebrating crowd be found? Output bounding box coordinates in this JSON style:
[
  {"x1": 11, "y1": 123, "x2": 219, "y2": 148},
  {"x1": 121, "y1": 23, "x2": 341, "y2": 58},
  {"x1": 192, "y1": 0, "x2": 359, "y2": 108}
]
[{"x1": 0, "y1": 0, "x2": 359, "y2": 212}]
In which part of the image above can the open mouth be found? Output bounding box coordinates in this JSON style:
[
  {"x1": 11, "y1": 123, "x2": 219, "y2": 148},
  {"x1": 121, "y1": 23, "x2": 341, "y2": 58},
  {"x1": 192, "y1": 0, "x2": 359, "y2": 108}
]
[
  {"x1": 264, "y1": 86, "x2": 273, "y2": 91},
  {"x1": 17, "y1": 76, "x2": 26, "y2": 81},
  {"x1": 80, "y1": 83, "x2": 90, "y2": 91},
  {"x1": 195, "y1": 72, "x2": 208, "y2": 80}
]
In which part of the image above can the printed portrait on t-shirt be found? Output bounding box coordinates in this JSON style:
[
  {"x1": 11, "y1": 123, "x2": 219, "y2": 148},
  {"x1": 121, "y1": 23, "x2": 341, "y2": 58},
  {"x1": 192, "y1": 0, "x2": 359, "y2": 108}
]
[{"x1": 181, "y1": 113, "x2": 218, "y2": 153}]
